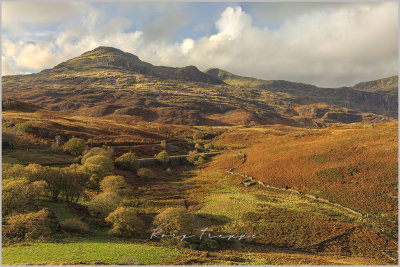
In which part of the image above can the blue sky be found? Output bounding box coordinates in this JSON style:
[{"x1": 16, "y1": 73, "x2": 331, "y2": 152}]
[{"x1": 2, "y1": 1, "x2": 398, "y2": 87}]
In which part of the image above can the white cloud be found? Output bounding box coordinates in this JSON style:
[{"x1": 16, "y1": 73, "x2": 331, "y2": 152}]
[
  {"x1": 215, "y1": 6, "x2": 252, "y2": 39},
  {"x1": 2, "y1": 2, "x2": 398, "y2": 87},
  {"x1": 181, "y1": 38, "x2": 194, "y2": 55}
]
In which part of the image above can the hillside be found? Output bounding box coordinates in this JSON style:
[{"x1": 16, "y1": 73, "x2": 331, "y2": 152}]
[
  {"x1": 352, "y1": 76, "x2": 398, "y2": 95},
  {"x1": 215, "y1": 121, "x2": 398, "y2": 222},
  {"x1": 205, "y1": 68, "x2": 398, "y2": 118},
  {"x1": 2, "y1": 47, "x2": 396, "y2": 127}
]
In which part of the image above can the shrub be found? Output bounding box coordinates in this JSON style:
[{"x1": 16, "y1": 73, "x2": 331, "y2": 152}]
[
  {"x1": 105, "y1": 207, "x2": 147, "y2": 237},
  {"x1": 2, "y1": 179, "x2": 46, "y2": 216},
  {"x1": 100, "y1": 175, "x2": 130, "y2": 197},
  {"x1": 193, "y1": 132, "x2": 203, "y2": 140},
  {"x1": 194, "y1": 156, "x2": 206, "y2": 166},
  {"x1": 81, "y1": 147, "x2": 111, "y2": 164},
  {"x1": 59, "y1": 219, "x2": 89, "y2": 233},
  {"x1": 6, "y1": 209, "x2": 57, "y2": 240},
  {"x1": 180, "y1": 236, "x2": 220, "y2": 251},
  {"x1": 194, "y1": 143, "x2": 203, "y2": 151},
  {"x1": 15, "y1": 122, "x2": 33, "y2": 134},
  {"x1": 204, "y1": 143, "x2": 214, "y2": 151},
  {"x1": 88, "y1": 192, "x2": 122, "y2": 218},
  {"x1": 63, "y1": 138, "x2": 86, "y2": 156},
  {"x1": 115, "y1": 152, "x2": 139, "y2": 172},
  {"x1": 2, "y1": 163, "x2": 28, "y2": 179},
  {"x1": 153, "y1": 207, "x2": 194, "y2": 235},
  {"x1": 187, "y1": 151, "x2": 201, "y2": 165},
  {"x1": 156, "y1": 150, "x2": 169, "y2": 165},
  {"x1": 137, "y1": 168, "x2": 156, "y2": 180}
]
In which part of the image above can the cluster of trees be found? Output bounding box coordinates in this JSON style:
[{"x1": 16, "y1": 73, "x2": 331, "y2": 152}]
[{"x1": 3, "y1": 136, "x2": 213, "y2": 242}]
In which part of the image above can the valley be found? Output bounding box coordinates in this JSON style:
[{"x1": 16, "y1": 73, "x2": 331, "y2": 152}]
[{"x1": 1, "y1": 46, "x2": 398, "y2": 265}]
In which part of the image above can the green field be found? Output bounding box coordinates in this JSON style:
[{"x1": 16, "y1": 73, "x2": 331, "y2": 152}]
[{"x1": 2, "y1": 240, "x2": 182, "y2": 265}]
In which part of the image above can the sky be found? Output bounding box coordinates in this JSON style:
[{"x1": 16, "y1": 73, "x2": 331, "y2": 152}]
[{"x1": 1, "y1": 1, "x2": 398, "y2": 87}]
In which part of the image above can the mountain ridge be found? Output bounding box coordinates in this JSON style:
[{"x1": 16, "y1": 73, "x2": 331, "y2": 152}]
[
  {"x1": 2, "y1": 46, "x2": 397, "y2": 126},
  {"x1": 42, "y1": 46, "x2": 224, "y2": 85},
  {"x1": 205, "y1": 68, "x2": 398, "y2": 117}
]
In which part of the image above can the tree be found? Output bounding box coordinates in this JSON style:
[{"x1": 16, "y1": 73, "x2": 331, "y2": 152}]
[
  {"x1": 105, "y1": 207, "x2": 146, "y2": 237},
  {"x1": 62, "y1": 167, "x2": 90, "y2": 202},
  {"x1": 34, "y1": 167, "x2": 65, "y2": 201},
  {"x1": 25, "y1": 163, "x2": 45, "y2": 182},
  {"x1": 100, "y1": 175, "x2": 130, "y2": 197},
  {"x1": 160, "y1": 140, "x2": 167, "y2": 149},
  {"x1": 153, "y1": 207, "x2": 194, "y2": 235},
  {"x1": 2, "y1": 179, "x2": 46, "y2": 216},
  {"x1": 81, "y1": 147, "x2": 111, "y2": 164},
  {"x1": 2, "y1": 163, "x2": 28, "y2": 179},
  {"x1": 63, "y1": 138, "x2": 86, "y2": 156},
  {"x1": 81, "y1": 155, "x2": 114, "y2": 189},
  {"x1": 115, "y1": 152, "x2": 139, "y2": 172},
  {"x1": 156, "y1": 150, "x2": 169, "y2": 165},
  {"x1": 88, "y1": 192, "x2": 122, "y2": 218}
]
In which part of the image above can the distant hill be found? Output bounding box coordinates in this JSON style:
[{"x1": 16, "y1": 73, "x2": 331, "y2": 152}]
[
  {"x1": 2, "y1": 46, "x2": 396, "y2": 127},
  {"x1": 352, "y1": 76, "x2": 398, "y2": 95},
  {"x1": 205, "y1": 68, "x2": 398, "y2": 118}
]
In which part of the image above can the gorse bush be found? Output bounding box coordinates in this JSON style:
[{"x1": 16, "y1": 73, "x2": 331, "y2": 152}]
[
  {"x1": 63, "y1": 138, "x2": 86, "y2": 156},
  {"x1": 153, "y1": 207, "x2": 194, "y2": 235},
  {"x1": 5, "y1": 209, "x2": 57, "y2": 240},
  {"x1": 115, "y1": 152, "x2": 139, "y2": 172},
  {"x1": 105, "y1": 207, "x2": 147, "y2": 237},
  {"x1": 100, "y1": 175, "x2": 130, "y2": 197},
  {"x1": 88, "y1": 192, "x2": 122, "y2": 218}
]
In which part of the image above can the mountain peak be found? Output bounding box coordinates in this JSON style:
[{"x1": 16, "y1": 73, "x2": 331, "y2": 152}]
[
  {"x1": 82, "y1": 46, "x2": 140, "y2": 60},
  {"x1": 41, "y1": 47, "x2": 223, "y2": 85}
]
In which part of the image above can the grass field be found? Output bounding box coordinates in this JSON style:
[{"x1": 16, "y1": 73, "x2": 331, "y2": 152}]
[{"x1": 2, "y1": 240, "x2": 182, "y2": 265}]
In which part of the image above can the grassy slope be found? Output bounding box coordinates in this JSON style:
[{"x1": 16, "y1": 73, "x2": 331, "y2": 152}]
[{"x1": 215, "y1": 122, "x2": 398, "y2": 221}]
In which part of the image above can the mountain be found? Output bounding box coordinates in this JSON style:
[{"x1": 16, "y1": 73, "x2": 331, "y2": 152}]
[
  {"x1": 2, "y1": 46, "x2": 396, "y2": 127},
  {"x1": 205, "y1": 68, "x2": 398, "y2": 118},
  {"x1": 42, "y1": 46, "x2": 224, "y2": 85}
]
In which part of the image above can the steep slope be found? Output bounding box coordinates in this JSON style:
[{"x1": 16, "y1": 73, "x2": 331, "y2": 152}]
[{"x1": 205, "y1": 68, "x2": 398, "y2": 118}]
